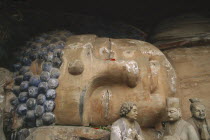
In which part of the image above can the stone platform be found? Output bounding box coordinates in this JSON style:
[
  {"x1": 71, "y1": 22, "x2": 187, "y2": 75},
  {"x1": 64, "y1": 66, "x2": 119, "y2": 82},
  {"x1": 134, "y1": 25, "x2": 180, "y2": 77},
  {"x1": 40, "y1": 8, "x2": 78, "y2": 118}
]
[{"x1": 25, "y1": 126, "x2": 110, "y2": 140}]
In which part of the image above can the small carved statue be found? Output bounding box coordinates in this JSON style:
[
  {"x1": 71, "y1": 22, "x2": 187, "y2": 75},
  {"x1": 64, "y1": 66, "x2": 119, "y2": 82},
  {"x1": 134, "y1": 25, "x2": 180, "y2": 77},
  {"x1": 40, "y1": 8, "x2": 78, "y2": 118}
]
[
  {"x1": 187, "y1": 98, "x2": 210, "y2": 140},
  {"x1": 162, "y1": 97, "x2": 199, "y2": 140},
  {"x1": 110, "y1": 102, "x2": 144, "y2": 140}
]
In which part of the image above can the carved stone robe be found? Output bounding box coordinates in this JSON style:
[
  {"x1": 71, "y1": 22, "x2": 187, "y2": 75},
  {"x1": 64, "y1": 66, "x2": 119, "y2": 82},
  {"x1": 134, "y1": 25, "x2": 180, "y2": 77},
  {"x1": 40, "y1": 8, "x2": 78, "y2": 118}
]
[
  {"x1": 162, "y1": 119, "x2": 199, "y2": 140},
  {"x1": 111, "y1": 118, "x2": 143, "y2": 140},
  {"x1": 188, "y1": 117, "x2": 210, "y2": 140}
]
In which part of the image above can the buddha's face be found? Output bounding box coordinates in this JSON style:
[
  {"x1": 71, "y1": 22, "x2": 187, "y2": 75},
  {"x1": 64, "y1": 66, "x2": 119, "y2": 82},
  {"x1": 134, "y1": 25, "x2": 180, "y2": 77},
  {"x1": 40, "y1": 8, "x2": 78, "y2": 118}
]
[
  {"x1": 167, "y1": 107, "x2": 181, "y2": 122},
  {"x1": 126, "y1": 105, "x2": 138, "y2": 121},
  {"x1": 49, "y1": 35, "x2": 177, "y2": 127},
  {"x1": 192, "y1": 105, "x2": 206, "y2": 120}
]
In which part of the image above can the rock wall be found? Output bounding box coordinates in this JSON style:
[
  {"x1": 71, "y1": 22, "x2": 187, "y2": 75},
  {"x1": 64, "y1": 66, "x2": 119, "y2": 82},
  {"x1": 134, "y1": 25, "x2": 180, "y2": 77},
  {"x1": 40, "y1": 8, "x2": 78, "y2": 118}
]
[
  {"x1": 26, "y1": 126, "x2": 110, "y2": 140},
  {"x1": 151, "y1": 13, "x2": 210, "y2": 119},
  {"x1": 164, "y1": 46, "x2": 210, "y2": 119},
  {"x1": 150, "y1": 13, "x2": 210, "y2": 49},
  {"x1": 0, "y1": 8, "x2": 146, "y2": 68},
  {"x1": 0, "y1": 68, "x2": 13, "y2": 140}
]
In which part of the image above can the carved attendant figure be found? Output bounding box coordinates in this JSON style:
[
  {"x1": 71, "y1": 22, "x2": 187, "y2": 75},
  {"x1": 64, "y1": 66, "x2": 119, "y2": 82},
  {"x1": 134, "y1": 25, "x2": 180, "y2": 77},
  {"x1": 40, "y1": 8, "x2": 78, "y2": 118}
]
[
  {"x1": 162, "y1": 97, "x2": 199, "y2": 140},
  {"x1": 188, "y1": 98, "x2": 210, "y2": 140},
  {"x1": 111, "y1": 102, "x2": 144, "y2": 140}
]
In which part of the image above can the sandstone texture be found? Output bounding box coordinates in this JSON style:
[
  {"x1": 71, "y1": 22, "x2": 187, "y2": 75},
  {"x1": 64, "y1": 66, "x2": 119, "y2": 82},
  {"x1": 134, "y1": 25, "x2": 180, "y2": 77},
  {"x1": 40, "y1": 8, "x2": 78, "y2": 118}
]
[
  {"x1": 164, "y1": 46, "x2": 210, "y2": 119},
  {"x1": 151, "y1": 13, "x2": 210, "y2": 49},
  {"x1": 6, "y1": 32, "x2": 176, "y2": 140},
  {"x1": 26, "y1": 126, "x2": 110, "y2": 140},
  {"x1": 54, "y1": 35, "x2": 176, "y2": 128},
  {"x1": 0, "y1": 68, "x2": 13, "y2": 140},
  {"x1": 151, "y1": 13, "x2": 210, "y2": 120},
  {"x1": 0, "y1": 68, "x2": 13, "y2": 89}
]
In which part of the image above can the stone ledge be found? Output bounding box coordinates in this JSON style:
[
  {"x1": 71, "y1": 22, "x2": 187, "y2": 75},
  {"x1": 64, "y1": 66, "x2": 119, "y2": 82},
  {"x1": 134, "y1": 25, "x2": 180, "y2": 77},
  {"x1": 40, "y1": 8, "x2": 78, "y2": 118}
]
[{"x1": 26, "y1": 126, "x2": 110, "y2": 140}]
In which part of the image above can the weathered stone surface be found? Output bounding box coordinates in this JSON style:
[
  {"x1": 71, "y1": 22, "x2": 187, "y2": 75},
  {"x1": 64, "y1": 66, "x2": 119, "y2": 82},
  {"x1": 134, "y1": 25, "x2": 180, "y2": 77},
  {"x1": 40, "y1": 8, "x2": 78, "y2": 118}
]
[
  {"x1": 8, "y1": 30, "x2": 71, "y2": 131},
  {"x1": 0, "y1": 9, "x2": 146, "y2": 68},
  {"x1": 26, "y1": 126, "x2": 110, "y2": 140},
  {"x1": 53, "y1": 35, "x2": 176, "y2": 128},
  {"x1": 0, "y1": 68, "x2": 13, "y2": 140},
  {"x1": 151, "y1": 13, "x2": 210, "y2": 122},
  {"x1": 0, "y1": 68, "x2": 13, "y2": 88},
  {"x1": 151, "y1": 14, "x2": 210, "y2": 49},
  {"x1": 7, "y1": 34, "x2": 176, "y2": 140},
  {"x1": 164, "y1": 46, "x2": 210, "y2": 120},
  {"x1": 17, "y1": 128, "x2": 30, "y2": 140}
]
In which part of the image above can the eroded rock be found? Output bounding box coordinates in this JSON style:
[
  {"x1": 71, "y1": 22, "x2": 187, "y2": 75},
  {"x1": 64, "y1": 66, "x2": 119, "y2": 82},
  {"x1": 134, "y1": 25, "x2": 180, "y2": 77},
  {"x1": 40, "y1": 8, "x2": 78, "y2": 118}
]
[
  {"x1": 151, "y1": 13, "x2": 210, "y2": 49},
  {"x1": 54, "y1": 35, "x2": 176, "y2": 128},
  {"x1": 0, "y1": 68, "x2": 13, "y2": 140},
  {"x1": 26, "y1": 126, "x2": 110, "y2": 140},
  {"x1": 151, "y1": 13, "x2": 210, "y2": 122},
  {"x1": 164, "y1": 46, "x2": 210, "y2": 120}
]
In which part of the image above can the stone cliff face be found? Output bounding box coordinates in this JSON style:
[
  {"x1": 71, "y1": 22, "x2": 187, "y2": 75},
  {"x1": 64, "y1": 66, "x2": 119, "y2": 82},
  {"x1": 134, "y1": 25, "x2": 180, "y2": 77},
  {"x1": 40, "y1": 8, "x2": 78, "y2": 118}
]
[
  {"x1": 151, "y1": 13, "x2": 210, "y2": 49},
  {"x1": 1, "y1": 3, "x2": 210, "y2": 138},
  {"x1": 0, "y1": 9, "x2": 146, "y2": 68},
  {"x1": 151, "y1": 13, "x2": 210, "y2": 120},
  {"x1": 164, "y1": 46, "x2": 210, "y2": 119},
  {"x1": 26, "y1": 126, "x2": 110, "y2": 140},
  {"x1": 0, "y1": 68, "x2": 13, "y2": 140}
]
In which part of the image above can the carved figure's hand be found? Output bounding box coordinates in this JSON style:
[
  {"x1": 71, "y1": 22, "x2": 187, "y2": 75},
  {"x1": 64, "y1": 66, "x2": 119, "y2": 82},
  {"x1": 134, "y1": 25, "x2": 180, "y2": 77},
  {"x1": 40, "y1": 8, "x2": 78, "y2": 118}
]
[
  {"x1": 201, "y1": 124, "x2": 210, "y2": 140},
  {"x1": 136, "y1": 135, "x2": 144, "y2": 140},
  {"x1": 127, "y1": 130, "x2": 138, "y2": 139}
]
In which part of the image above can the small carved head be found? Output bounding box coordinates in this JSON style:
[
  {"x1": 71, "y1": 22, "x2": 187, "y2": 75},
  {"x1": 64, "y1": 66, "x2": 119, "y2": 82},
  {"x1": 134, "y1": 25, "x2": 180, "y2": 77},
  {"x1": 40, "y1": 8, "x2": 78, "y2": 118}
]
[
  {"x1": 120, "y1": 102, "x2": 138, "y2": 120},
  {"x1": 167, "y1": 108, "x2": 181, "y2": 122},
  {"x1": 189, "y1": 98, "x2": 206, "y2": 120},
  {"x1": 166, "y1": 97, "x2": 181, "y2": 122}
]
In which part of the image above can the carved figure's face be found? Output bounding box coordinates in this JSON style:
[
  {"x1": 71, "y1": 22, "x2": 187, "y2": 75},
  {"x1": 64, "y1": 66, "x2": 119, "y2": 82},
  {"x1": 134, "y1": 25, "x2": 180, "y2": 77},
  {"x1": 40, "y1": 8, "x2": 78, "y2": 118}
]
[
  {"x1": 126, "y1": 105, "x2": 138, "y2": 121},
  {"x1": 50, "y1": 35, "x2": 176, "y2": 127},
  {"x1": 167, "y1": 108, "x2": 181, "y2": 122},
  {"x1": 192, "y1": 105, "x2": 206, "y2": 120}
]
